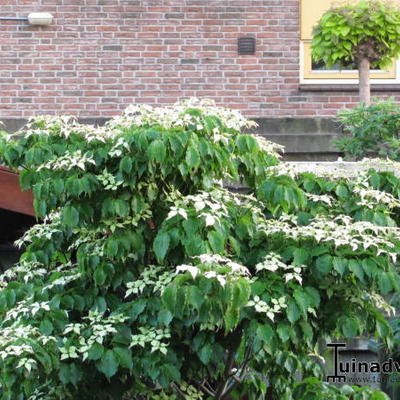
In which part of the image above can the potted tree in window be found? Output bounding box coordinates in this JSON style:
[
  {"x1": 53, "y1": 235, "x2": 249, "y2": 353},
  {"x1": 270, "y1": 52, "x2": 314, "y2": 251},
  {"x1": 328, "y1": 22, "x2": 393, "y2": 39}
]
[{"x1": 312, "y1": 0, "x2": 400, "y2": 104}]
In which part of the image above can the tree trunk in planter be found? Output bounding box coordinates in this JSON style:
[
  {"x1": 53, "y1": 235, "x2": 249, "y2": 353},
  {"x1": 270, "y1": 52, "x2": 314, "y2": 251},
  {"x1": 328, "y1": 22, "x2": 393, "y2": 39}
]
[{"x1": 358, "y1": 57, "x2": 371, "y2": 105}]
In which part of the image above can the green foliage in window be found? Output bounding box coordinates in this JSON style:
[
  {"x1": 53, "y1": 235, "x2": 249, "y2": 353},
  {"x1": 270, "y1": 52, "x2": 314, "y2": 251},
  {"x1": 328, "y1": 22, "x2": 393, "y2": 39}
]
[
  {"x1": 312, "y1": 0, "x2": 400, "y2": 104},
  {"x1": 312, "y1": 0, "x2": 400, "y2": 69},
  {"x1": 335, "y1": 99, "x2": 400, "y2": 161},
  {"x1": 0, "y1": 98, "x2": 399, "y2": 400}
]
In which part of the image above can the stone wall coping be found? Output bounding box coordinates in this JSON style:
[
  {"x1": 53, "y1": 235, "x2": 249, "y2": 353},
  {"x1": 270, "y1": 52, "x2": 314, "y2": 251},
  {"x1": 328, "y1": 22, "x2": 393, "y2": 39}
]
[{"x1": 287, "y1": 160, "x2": 400, "y2": 177}]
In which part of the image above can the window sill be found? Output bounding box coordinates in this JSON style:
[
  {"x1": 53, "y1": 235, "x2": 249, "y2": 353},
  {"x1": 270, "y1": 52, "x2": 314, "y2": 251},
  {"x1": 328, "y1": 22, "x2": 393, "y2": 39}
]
[{"x1": 299, "y1": 84, "x2": 400, "y2": 92}]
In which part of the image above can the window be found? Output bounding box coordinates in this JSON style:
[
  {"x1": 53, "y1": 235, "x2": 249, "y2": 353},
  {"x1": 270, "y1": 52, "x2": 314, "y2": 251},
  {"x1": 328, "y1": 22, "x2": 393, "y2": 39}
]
[{"x1": 300, "y1": 0, "x2": 400, "y2": 83}]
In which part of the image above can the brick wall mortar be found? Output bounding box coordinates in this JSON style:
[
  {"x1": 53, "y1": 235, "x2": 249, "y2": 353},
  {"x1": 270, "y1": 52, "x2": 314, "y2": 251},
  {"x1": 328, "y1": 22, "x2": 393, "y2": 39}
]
[{"x1": 1, "y1": 0, "x2": 399, "y2": 119}]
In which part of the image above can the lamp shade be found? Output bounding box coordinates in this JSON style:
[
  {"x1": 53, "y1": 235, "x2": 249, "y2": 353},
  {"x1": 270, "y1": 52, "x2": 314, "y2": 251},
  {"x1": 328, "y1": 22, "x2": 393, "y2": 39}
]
[{"x1": 27, "y1": 12, "x2": 53, "y2": 26}]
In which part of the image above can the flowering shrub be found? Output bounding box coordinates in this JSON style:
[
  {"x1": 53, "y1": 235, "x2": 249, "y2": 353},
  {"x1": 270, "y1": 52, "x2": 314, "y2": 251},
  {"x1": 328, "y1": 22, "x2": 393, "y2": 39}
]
[{"x1": 0, "y1": 98, "x2": 398, "y2": 400}]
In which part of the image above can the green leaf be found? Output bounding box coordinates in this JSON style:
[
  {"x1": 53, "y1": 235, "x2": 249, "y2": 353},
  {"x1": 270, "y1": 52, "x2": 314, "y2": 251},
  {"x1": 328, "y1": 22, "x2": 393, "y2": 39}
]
[
  {"x1": 120, "y1": 156, "x2": 133, "y2": 173},
  {"x1": 376, "y1": 320, "x2": 390, "y2": 339},
  {"x1": 5, "y1": 290, "x2": 16, "y2": 307},
  {"x1": 19, "y1": 169, "x2": 33, "y2": 191},
  {"x1": 228, "y1": 236, "x2": 241, "y2": 254},
  {"x1": 59, "y1": 363, "x2": 70, "y2": 385},
  {"x1": 163, "y1": 364, "x2": 181, "y2": 382},
  {"x1": 348, "y1": 259, "x2": 364, "y2": 282},
  {"x1": 379, "y1": 272, "x2": 392, "y2": 295},
  {"x1": 245, "y1": 135, "x2": 258, "y2": 152},
  {"x1": 207, "y1": 230, "x2": 225, "y2": 253},
  {"x1": 39, "y1": 319, "x2": 54, "y2": 335},
  {"x1": 287, "y1": 300, "x2": 301, "y2": 324},
  {"x1": 293, "y1": 248, "x2": 308, "y2": 266},
  {"x1": 342, "y1": 318, "x2": 358, "y2": 338},
  {"x1": 187, "y1": 286, "x2": 204, "y2": 311},
  {"x1": 34, "y1": 199, "x2": 47, "y2": 217},
  {"x1": 59, "y1": 363, "x2": 81, "y2": 386},
  {"x1": 257, "y1": 323, "x2": 274, "y2": 343},
  {"x1": 284, "y1": 355, "x2": 298, "y2": 374},
  {"x1": 333, "y1": 257, "x2": 347, "y2": 275},
  {"x1": 153, "y1": 232, "x2": 170, "y2": 262},
  {"x1": 106, "y1": 239, "x2": 119, "y2": 258},
  {"x1": 369, "y1": 173, "x2": 381, "y2": 189},
  {"x1": 162, "y1": 286, "x2": 177, "y2": 312},
  {"x1": 61, "y1": 295, "x2": 74, "y2": 309},
  {"x1": 87, "y1": 343, "x2": 105, "y2": 361},
  {"x1": 129, "y1": 299, "x2": 146, "y2": 320},
  {"x1": 371, "y1": 392, "x2": 390, "y2": 400},
  {"x1": 73, "y1": 295, "x2": 85, "y2": 312},
  {"x1": 158, "y1": 309, "x2": 173, "y2": 326},
  {"x1": 277, "y1": 323, "x2": 291, "y2": 343},
  {"x1": 304, "y1": 286, "x2": 320, "y2": 308},
  {"x1": 340, "y1": 385, "x2": 355, "y2": 395},
  {"x1": 62, "y1": 205, "x2": 79, "y2": 227},
  {"x1": 316, "y1": 255, "x2": 333, "y2": 275},
  {"x1": 362, "y1": 258, "x2": 378, "y2": 278},
  {"x1": 94, "y1": 267, "x2": 107, "y2": 286},
  {"x1": 114, "y1": 199, "x2": 129, "y2": 217},
  {"x1": 92, "y1": 296, "x2": 107, "y2": 313},
  {"x1": 294, "y1": 288, "x2": 309, "y2": 315},
  {"x1": 198, "y1": 344, "x2": 212, "y2": 364},
  {"x1": 98, "y1": 350, "x2": 118, "y2": 379},
  {"x1": 185, "y1": 146, "x2": 201, "y2": 169},
  {"x1": 300, "y1": 321, "x2": 313, "y2": 341},
  {"x1": 224, "y1": 307, "x2": 240, "y2": 332},
  {"x1": 335, "y1": 184, "x2": 349, "y2": 198},
  {"x1": 113, "y1": 347, "x2": 133, "y2": 370},
  {"x1": 339, "y1": 26, "x2": 350, "y2": 36},
  {"x1": 53, "y1": 179, "x2": 64, "y2": 195},
  {"x1": 147, "y1": 140, "x2": 166, "y2": 163}
]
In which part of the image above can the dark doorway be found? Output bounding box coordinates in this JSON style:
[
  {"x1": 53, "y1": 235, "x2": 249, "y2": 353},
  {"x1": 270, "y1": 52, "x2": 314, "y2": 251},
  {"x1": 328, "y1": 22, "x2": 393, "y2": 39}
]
[{"x1": 0, "y1": 208, "x2": 35, "y2": 272}]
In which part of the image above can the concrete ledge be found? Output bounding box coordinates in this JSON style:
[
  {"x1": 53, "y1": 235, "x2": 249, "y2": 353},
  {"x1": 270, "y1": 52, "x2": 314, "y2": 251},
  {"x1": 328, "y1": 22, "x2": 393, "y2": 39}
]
[
  {"x1": 0, "y1": 118, "x2": 109, "y2": 133},
  {"x1": 1, "y1": 119, "x2": 27, "y2": 133},
  {"x1": 299, "y1": 84, "x2": 400, "y2": 92},
  {"x1": 252, "y1": 117, "x2": 341, "y2": 134},
  {"x1": 287, "y1": 160, "x2": 400, "y2": 177},
  {"x1": 263, "y1": 133, "x2": 341, "y2": 153},
  {"x1": 1, "y1": 117, "x2": 340, "y2": 135}
]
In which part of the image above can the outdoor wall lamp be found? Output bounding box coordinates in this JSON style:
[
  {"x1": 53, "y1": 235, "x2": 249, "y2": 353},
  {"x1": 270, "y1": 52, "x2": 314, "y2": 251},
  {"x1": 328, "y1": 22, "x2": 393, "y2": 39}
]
[{"x1": 0, "y1": 12, "x2": 54, "y2": 26}]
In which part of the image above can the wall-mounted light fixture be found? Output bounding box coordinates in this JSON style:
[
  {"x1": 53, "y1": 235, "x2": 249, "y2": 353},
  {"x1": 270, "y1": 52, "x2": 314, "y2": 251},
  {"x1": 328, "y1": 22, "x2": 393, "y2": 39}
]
[
  {"x1": 0, "y1": 12, "x2": 54, "y2": 26},
  {"x1": 28, "y1": 13, "x2": 53, "y2": 26}
]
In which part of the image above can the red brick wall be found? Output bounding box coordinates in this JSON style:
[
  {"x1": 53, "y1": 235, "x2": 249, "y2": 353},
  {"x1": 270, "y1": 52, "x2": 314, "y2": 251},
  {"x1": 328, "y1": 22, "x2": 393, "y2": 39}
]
[{"x1": 0, "y1": 0, "x2": 398, "y2": 119}]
